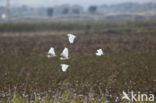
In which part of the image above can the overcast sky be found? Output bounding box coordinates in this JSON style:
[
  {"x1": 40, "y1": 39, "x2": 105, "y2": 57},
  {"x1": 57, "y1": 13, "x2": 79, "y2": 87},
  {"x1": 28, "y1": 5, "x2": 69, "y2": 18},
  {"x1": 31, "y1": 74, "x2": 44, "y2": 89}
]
[{"x1": 0, "y1": 0, "x2": 155, "y2": 7}]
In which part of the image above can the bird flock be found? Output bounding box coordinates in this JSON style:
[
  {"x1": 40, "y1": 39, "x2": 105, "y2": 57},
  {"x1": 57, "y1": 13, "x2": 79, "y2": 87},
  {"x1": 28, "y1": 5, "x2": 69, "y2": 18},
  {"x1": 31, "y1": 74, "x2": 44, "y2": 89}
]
[{"x1": 47, "y1": 34, "x2": 104, "y2": 72}]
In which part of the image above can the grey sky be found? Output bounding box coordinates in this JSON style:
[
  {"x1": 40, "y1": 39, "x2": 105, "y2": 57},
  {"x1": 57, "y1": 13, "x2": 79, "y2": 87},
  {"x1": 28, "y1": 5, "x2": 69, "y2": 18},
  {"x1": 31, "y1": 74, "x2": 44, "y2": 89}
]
[{"x1": 0, "y1": 0, "x2": 155, "y2": 7}]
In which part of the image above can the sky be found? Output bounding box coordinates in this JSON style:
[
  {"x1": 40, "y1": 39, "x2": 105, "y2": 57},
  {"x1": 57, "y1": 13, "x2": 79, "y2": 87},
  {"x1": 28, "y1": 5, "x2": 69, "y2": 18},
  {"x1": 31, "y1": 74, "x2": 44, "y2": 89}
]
[{"x1": 0, "y1": 0, "x2": 155, "y2": 7}]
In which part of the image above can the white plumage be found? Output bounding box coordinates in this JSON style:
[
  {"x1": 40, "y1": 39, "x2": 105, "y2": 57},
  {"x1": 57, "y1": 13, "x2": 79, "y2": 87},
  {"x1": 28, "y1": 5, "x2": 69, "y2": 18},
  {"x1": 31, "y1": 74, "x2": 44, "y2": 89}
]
[
  {"x1": 47, "y1": 47, "x2": 56, "y2": 58},
  {"x1": 96, "y1": 49, "x2": 104, "y2": 56},
  {"x1": 67, "y1": 34, "x2": 76, "y2": 44},
  {"x1": 61, "y1": 64, "x2": 69, "y2": 72},
  {"x1": 60, "y1": 47, "x2": 69, "y2": 60}
]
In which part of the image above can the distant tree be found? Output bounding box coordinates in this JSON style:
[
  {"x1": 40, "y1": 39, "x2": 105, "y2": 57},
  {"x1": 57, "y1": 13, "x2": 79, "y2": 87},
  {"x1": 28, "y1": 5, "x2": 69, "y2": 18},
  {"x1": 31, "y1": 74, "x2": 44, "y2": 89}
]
[
  {"x1": 47, "y1": 8, "x2": 53, "y2": 16},
  {"x1": 88, "y1": 6, "x2": 97, "y2": 14},
  {"x1": 62, "y1": 8, "x2": 69, "y2": 14},
  {"x1": 72, "y1": 8, "x2": 80, "y2": 14},
  {"x1": 21, "y1": 5, "x2": 28, "y2": 11}
]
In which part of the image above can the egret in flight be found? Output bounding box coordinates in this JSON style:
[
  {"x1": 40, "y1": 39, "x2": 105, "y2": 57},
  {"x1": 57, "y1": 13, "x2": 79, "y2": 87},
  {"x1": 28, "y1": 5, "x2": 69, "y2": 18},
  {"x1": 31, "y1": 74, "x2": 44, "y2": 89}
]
[
  {"x1": 67, "y1": 34, "x2": 76, "y2": 44},
  {"x1": 47, "y1": 47, "x2": 56, "y2": 58},
  {"x1": 60, "y1": 47, "x2": 69, "y2": 60},
  {"x1": 96, "y1": 49, "x2": 104, "y2": 56},
  {"x1": 61, "y1": 64, "x2": 69, "y2": 72}
]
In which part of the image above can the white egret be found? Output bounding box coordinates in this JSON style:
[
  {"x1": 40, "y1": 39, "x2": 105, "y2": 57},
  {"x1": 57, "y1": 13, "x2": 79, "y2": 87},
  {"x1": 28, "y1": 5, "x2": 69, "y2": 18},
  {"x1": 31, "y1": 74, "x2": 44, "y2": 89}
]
[
  {"x1": 67, "y1": 34, "x2": 76, "y2": 44},
  {"x1": 61, "y1": 64, "x2": 69, "y2": 72},
  {"x1": 60, "y1": 47, "x2": 69, "y2": 60},
  {"x1": 96, "y1": 49, "x2": 104, "y2": 56},
  {"x1": 47, "y1": 47, "x2": 56, "y2": 58}
]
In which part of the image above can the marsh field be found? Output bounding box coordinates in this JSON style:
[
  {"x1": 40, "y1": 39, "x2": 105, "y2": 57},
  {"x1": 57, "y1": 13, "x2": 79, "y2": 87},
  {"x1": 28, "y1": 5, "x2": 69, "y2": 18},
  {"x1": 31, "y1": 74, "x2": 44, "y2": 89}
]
[{"x1": 0, "y1": 21, "x2": 156, "y2": 103}]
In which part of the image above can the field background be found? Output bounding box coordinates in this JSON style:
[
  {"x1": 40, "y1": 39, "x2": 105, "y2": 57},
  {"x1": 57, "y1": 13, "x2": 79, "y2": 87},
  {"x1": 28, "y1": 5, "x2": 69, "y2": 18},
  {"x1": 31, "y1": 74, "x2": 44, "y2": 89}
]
[{"x1": 0, "y1": 21, "x2": 156, "y2": 103}]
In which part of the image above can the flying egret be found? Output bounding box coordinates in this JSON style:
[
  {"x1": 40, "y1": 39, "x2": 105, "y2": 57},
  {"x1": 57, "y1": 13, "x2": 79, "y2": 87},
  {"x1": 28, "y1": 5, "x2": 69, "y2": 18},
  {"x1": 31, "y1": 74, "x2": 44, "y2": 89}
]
[
  {"x1": 67, "y1": 34, "x2": 76, "y2": 44},
  {"x1": 60, "y1": 47, "x2": 69, "y2": 60},
  {"x1": 47, "y1": 47, "x2": 56, "y2": 58},
  {"x1": 61, "y1": 64, "x2": 69, "y2": 72},
  {"x1": 96, "y1": 49, "x2": 104, "y2": 56}
]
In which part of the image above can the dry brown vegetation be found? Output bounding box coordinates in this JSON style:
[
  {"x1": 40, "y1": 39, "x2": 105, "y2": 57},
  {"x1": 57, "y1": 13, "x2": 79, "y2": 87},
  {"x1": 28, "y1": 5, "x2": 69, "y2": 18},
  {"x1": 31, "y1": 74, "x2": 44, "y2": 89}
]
[{"x1": 0, "y1": 21, "x2": 156, "y2": 102}]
